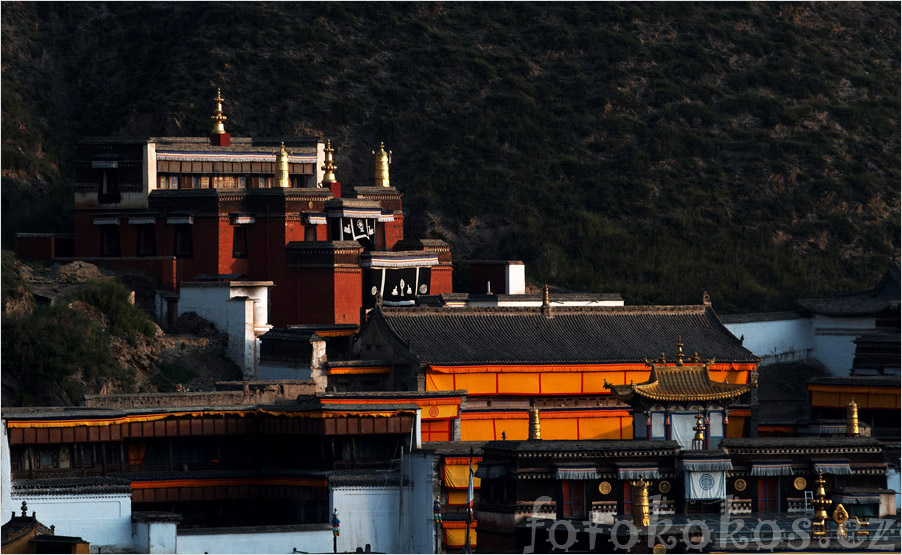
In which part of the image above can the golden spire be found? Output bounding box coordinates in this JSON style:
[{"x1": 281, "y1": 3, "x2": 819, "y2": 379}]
[
  {"x1": 321, "y1": 140, "x2": 338, "y2": 186},
  {"x1": 543, "y1": 284, "x2": 549, "y2": 306},
  {"x1": 210, "y1": 88, "x2": 227, "y2": 135},
  {"x1": 528, "y1": 403, "x2": 541, "y2": 440},
  {"x1": 811, "y1": 470, "x2": 832, "y2": 536},
  {"x1": 676, "y1": 336, "x2": 685, "y2": 366},
  {"x1": 846, "y1": 398, "x2": 859, "y2": 436},
  {"x1": 276, "y1": 142, "x2": 290, "y2": 188},
  {"x1": 372, "y1": 142, "x2": 392, "y2": 187}
]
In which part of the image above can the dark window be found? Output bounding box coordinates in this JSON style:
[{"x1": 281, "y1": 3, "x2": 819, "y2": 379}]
[
  {"x1": 232, "y1": 226, "x2": 248, "y2": 258},
  {"x1": 100, "y1": 226, "x2": 121, "y2": 257},
  {"x1": 136, "y1": 225, "x2": 156, "y2": 257},
  {"x1": 173, "y1": 226, "x2": 193, "y2": 258},
  {"x1": 37, "y1": 448, "x2": 57, "y2": 469},
  {"x1": 304, "y1": 226, "x2": 317, "y2": 241},
  {"x1": 561, "y1": 480, "x2": 586, "y2": 518},
  {"x1": 757, "y1": 477, "x2": 779, "y2": 512},
  {"x1": 98, "y1": 169, "x2": 120, "y2": 204}
]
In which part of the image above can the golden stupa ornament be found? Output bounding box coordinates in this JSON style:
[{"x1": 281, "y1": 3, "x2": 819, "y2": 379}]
[
  {"x1": 321, "y1": 140, "x2": 338, "y2": 186},
  {"x1": 846, "y1": 398, "x2": 859, "y2": 436},
  {"x1": 528, "y1": 404, "x2": 541, "y2": 440},
  {"x1": 276, "y1": 142, "x2": 290, "y2": 188},
  {"x1": 630, "y1": 475, "x2": 651, "y2": 527},
  {"x1": 211, "y1": 88, "x2": 228, "y2": 135},
  {"x1": 372, "y1": 142, "x2": 392, "y2": 187}
]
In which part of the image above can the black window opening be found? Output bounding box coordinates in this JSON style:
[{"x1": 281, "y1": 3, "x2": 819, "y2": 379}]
[
  {"x1": 232, "y1": 226, "x2": 248, "y2": 258},
  {"x1": 98, "y1": 169, "x2": 121, "y2": 204},
  {"x1": 136, "y1": 225, "x2": 157, "y2": 257},
  {"x1": 561, "y1": 480, "x2": 587, "y2": 519},
  {"x1": 100, "y1": 226, "x2": 121, "y2": 257},
  {"x1": 173, "y1": 225, "x2": 193, "y2": 259}
]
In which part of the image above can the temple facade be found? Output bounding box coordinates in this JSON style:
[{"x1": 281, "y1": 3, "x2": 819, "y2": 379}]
[
  {"x1": 14, "y1": 91, "x2": 453, "y2": 329},
  {"x1": 349, "y1": 295, "x2": 759, "y2": 443}
]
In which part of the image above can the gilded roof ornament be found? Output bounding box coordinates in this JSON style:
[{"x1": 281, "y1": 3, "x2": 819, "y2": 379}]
[
  {"x1": 372, "y1": 142, "x2": 392, "y2": 188},
  {"x1": 675, "y1": 336, "x2": 685, "y2": 366},
  {"x1": 321, "y1": 140, "x2": 338, "y2": 186},
  {"x1": 528, "y1": 403, "x2": 541, "y2": 440},
  {"x1": 210, "y1": 88, "x2": 228, "y2": 135},
  {"x1": 276, "y1": 142, "x2": 290, "y2": 188}
]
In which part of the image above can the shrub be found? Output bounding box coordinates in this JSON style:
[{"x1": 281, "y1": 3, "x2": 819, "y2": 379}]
[{"x1": 70, "y1": 279, "x2": 156, "y2": 341}]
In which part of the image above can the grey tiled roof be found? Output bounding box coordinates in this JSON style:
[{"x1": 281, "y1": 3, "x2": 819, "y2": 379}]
[
  {"x1": 719, "y1": 311, "x2": 807, "y2": 324},
  {"x1": 721, "y1": 436, "x2": 883, "y2": 449},
  {"x1": 798, "y1": 263, "x2": 900, "y2": 316},
  {"x1": 807, "y1": 375, "x2": 901, "y2": 388},
  {"x1": 371, "y1": 305, "x2": 756, "y2": 365},
  {"x1": 483, "y1": 440, "x2": 681, "y2": 454}
]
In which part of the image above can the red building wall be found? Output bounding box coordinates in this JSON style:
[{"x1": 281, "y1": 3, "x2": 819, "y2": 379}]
[
  {"x1": 333, "y1": 268, "x2": 363, "y2": 325},
  {"x1": 431, "y1": 266, "x2": 454, "y2": 296},
  {"x1": 74, "y1": 213, "x2": 99, "y2": 257},
  {"x1": 384, "y1": 215, "x2": 404, "y2": 251}
]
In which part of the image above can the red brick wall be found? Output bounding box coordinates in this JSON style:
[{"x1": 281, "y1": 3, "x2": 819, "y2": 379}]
[
  {"x1": 216, "y1": 219, "x2": 250, "y2": 276},
  {"x1": 431, "y1": 265, "x2": 454, "y2": 295},
  {"x1": 285, "y1": 219, "x2": 305, "y2": 243},
  {"x1": 333, "y1": 268, "x2": 363, "y2": 325},
  {"x1": 384, "y1": 215, "x2": 405, "y2": 250},
  {"x1": 296, "y1": 268, "x2": 336, "y2": 325}
]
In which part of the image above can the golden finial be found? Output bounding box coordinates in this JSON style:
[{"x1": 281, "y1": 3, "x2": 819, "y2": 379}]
[
  {"x1": 321, "y1": 140, "x2": 338, "y2": 185},
  {"x1": 846, "y1": 398, "x2": 859, "y2": 436},
  {"x1": 528, "y1": 403, "x2": 541, "y2": 440},
  {"x1": 692, "y1": 409, "x2": 706, "y2": 448},
  {"x1": 276, "y1": 142, "x2": 290, "y2": 188},
  {"x1": 543, "y1": 284, "x2": 549, "y2": 306},
  {"x1": 630, "y1": 475, "x2": 651, "y2": 527},
  {"x1": 372, "y1": 142, "x2": 392, "y2": 187},
  {"x1": 211, "y1": 88, "x2": 227, "y2": 135},
  {"x1": 676, "y1": 336, "x2": 684, "y2": 366}
]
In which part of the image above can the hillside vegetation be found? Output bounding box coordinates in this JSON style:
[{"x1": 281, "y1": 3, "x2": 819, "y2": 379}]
[{"x1": 2, "y1": 2, "x2": 899, "y2": 312}]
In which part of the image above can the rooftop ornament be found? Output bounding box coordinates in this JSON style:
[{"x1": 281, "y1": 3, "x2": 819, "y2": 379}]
[
  {"x1": 630, "y1": 475, "x2": 651, "y2": 527},
  {"x1": 528, "y1": 402, "x2": 541, "y2": 440},
  {"x1": 811, "y1": 470, "x2": 832, "y2": 536},
  {"x1": 321, "y1": 140, "x2": 338, "y2": 186},
  {"x1": 372, "y1": 142, "x2": 392, "y2": 187},
  {"x1": 846, "y1": 398, "x2": 859, "y2": 437},
  {"x1": 276, "y1": 142, "x2": 290, "y2": 188},
  {"x1": 210, "y1": 88, "x2": 227, "y2": 135},
  {"x1": 692, "y1": 409, "x2": 706, "y2": 450}
]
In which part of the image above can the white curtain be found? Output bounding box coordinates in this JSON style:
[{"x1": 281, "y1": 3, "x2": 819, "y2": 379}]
[
  {"x1": 651, "y1": 412, "x2": 665, "y2": 439},
  {"x1": 671, "y1": 413, "x2": 696, "y2": 450},
  {"x1": 686, "y1": 471, "x2": 726, "y2": 500}
]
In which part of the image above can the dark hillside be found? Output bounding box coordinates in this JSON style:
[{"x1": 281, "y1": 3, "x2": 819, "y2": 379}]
[{"x1": 2, "y1": 2, "x2": 899, "y2": 312}]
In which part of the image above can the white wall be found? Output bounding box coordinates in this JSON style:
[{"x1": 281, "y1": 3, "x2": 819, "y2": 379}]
[
  {"x1": 724, "y1": 318, "x2": 812, "y2": 365},
  {"x1": 332, "y1": 487, "x2": 402, "y2": 553},
  {"x1": 177, "y1": 283, "x2": 271, "y2": 379},
  {"x1": 405, "y1": 451, "x2": 437, "y2": 554},
  {"x1": 1, "y1": 421, "x2": 12, "y2": 526},
  {"x1": 13, "y1": 493, "x2": 133, "y2": 550},
  {"x1": 177, "y1": 527, "x2": 332, "y2": 554},
  {"x1": 888, "y1": 467, "x2": 901, "y2": 510},
  {"x1": 506, "y1": 263, "x2": 526, "y2": 295},
  {"x1": 811, "y1": 315, "x2": 876, "y2": 376},
  {"x1": 149, "y1": 521, "x2": 178, "y2": 553}
]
